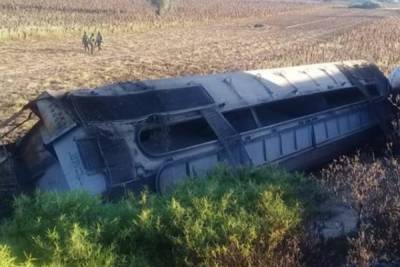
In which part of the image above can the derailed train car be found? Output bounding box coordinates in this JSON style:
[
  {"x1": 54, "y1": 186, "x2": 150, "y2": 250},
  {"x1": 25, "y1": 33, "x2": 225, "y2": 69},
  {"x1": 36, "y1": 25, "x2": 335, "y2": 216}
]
[{"x1": 0, "y1": 60, "x2": 398, "y2": 196}]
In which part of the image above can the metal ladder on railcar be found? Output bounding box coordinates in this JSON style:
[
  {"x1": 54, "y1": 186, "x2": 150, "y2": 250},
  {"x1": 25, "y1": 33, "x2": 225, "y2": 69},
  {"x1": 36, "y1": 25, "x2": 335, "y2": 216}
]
[{"x1": 200, "y1": 107, "x2": 252, "y2": 167}]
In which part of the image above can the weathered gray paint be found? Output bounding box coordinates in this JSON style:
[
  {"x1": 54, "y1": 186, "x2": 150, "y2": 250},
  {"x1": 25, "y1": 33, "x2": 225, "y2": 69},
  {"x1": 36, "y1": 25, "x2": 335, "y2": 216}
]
[
  {"x1": 156, "y1": 103, "x2": 380, "y2": 193},
  {"x1": 1, "y1": 60, "x2": 397, "y2": 196},
  {"x1": 51, "y1": 128, "x2": 107, "y2": 195}
]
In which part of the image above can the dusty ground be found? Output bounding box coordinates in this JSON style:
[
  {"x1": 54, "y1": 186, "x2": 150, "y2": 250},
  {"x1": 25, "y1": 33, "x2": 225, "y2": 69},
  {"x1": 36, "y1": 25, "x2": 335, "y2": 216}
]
[{"x1": 0, "y1": 5, "x2": 399, "y2": 122}]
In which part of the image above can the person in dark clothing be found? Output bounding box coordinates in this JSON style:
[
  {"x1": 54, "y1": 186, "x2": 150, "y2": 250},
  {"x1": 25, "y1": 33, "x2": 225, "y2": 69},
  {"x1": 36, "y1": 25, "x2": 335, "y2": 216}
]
[
  {"x1": 88, "y1": 33, "x2": 95, "y2": 55},
  {"x1": 82, "y1": 31, "x2": 89, "y2": 52},
  {"x1": 95, "y1": 31, "x2": 103, "y2": 51}
]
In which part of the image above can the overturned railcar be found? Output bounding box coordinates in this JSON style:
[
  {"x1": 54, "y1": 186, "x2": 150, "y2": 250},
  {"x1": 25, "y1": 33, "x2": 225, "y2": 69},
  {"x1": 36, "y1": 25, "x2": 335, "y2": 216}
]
[{"x1": 0, "y1": 61, "x2": 398, "y2": 195}]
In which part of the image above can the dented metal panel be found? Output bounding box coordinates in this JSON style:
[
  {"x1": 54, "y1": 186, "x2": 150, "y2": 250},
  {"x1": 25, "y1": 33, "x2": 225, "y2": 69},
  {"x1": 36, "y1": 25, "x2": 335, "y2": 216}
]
[
  {"x1": 35, "y1": 93, "x2": 76, "y2": 144},
  {"x1": 51, "y1": 128, "x2": 107, "y2": 195}
]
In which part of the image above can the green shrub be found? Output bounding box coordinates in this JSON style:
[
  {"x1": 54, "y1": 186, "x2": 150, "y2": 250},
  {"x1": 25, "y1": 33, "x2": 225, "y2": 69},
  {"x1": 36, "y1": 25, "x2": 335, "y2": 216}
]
[{"x1": 0, "y1": 166, "x2": 320, "y2": 267}]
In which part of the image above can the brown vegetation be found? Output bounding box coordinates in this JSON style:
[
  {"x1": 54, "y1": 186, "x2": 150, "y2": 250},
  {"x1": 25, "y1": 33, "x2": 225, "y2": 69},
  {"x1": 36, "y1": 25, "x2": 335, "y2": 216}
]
[
  {"x1": 321, "y1": 147, "x2": 400, "y2": 266},
  {"x1": 0, "y1": 0, "x2": 311, "y2": 41}
]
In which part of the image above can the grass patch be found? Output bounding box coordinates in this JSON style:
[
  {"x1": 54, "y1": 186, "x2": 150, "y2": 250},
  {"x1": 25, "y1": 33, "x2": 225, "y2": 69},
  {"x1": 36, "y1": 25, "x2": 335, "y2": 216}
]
[{"x1": 0, "y1": 166, "x2": 321, "y2": 266}]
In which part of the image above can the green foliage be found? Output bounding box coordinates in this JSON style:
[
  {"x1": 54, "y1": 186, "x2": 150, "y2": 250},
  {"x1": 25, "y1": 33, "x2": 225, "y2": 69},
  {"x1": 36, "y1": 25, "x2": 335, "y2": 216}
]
[{"x1": 0, "y1": 167, "x2": 320, "y2": 267}]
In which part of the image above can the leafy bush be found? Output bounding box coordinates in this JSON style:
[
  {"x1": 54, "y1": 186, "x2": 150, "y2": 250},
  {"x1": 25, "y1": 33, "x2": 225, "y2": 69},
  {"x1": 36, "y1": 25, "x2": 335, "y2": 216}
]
[{"x1": 0, "y1": 167, "x2": 320, "y2": 267}]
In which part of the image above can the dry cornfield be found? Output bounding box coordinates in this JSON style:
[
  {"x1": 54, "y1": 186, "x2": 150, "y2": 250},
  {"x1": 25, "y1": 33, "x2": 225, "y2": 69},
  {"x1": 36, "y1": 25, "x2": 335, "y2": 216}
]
[
  {"x1": 0, "y1": 0, "x2": 312, "y2": 41},
  {"x1": 0, "y1": 1, "x2": 399, "y2": 122}
]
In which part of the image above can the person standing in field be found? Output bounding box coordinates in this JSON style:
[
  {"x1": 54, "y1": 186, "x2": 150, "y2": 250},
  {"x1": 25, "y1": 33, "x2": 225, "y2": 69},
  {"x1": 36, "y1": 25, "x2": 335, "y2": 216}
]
[
  {"x1": 82, "y1": 31, "x2": 89, "y2": 52},
  {"x1": 95, "y1": 31, "x2": 103, "y2": 51},
  {"x1": 88, "y1": 33, "x2": 95, "y2": 55}
]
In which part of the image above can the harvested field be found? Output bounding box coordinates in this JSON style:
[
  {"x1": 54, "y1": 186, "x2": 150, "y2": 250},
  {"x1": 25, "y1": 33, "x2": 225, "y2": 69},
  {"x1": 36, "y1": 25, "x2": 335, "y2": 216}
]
[
  {"x1": 0, "y1": 0, "x2": 312, "y2": 41},
  {"x1": 0, "y1": 4, "x2": 399, "y2": 122}
]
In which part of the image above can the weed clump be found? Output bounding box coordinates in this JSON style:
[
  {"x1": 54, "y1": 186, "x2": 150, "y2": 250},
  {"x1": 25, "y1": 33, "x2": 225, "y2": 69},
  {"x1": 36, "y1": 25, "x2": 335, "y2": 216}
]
[
  {"x1": 0, "y1": 167, "x2": 319, "y2": 267},
  {"x1": 321, "y1": 151, "x2": 400, "y2": 266}
]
